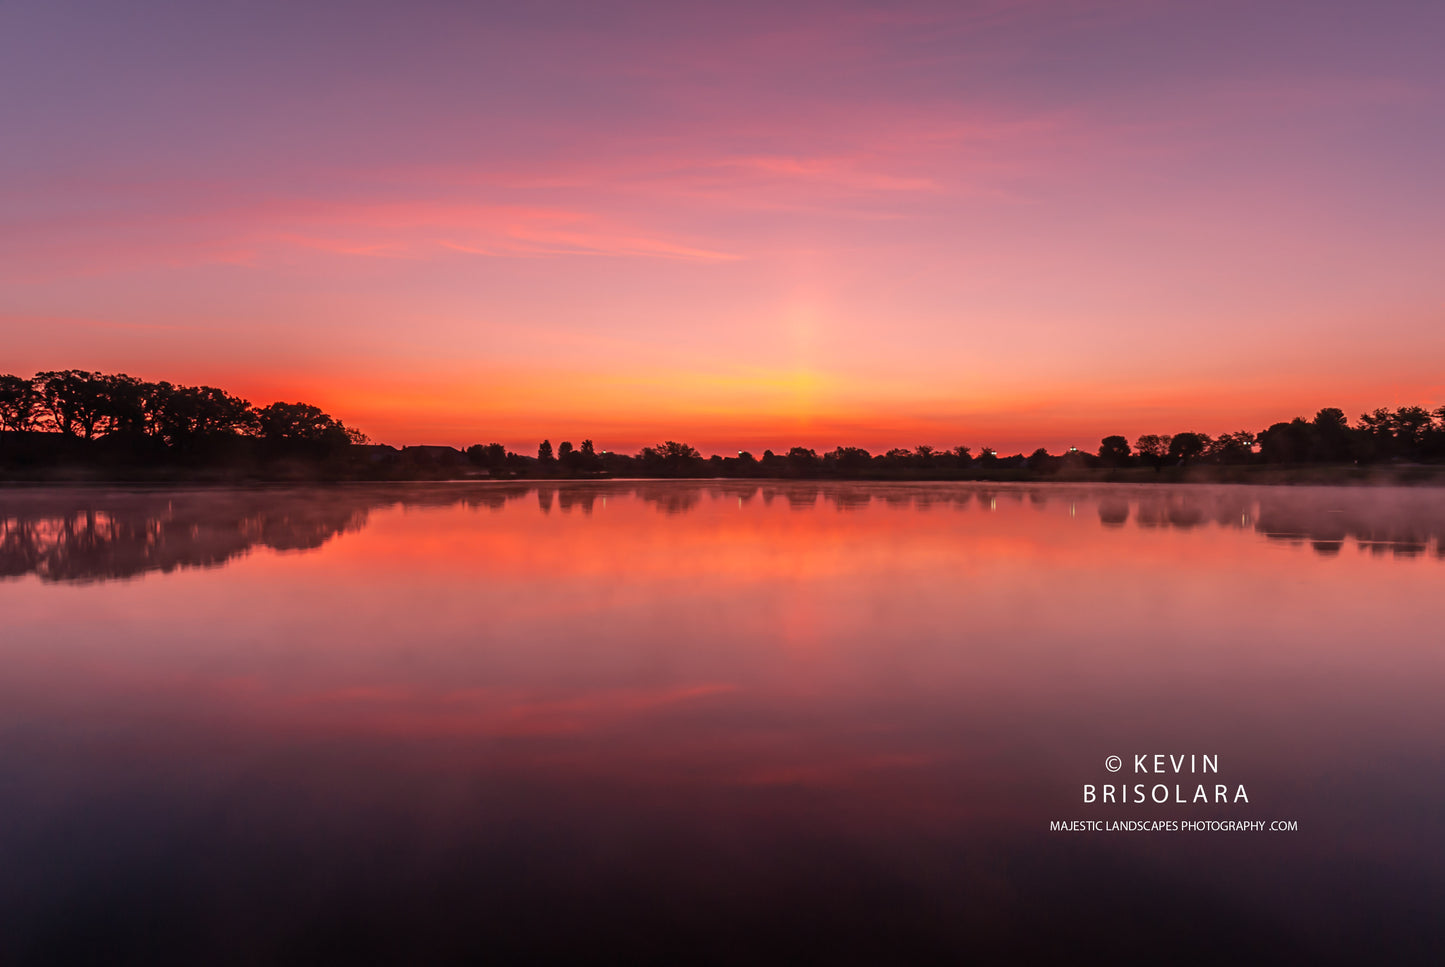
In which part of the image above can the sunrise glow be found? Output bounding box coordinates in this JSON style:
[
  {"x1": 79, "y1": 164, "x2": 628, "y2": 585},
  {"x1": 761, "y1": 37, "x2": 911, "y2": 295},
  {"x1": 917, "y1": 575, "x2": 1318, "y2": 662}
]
[{"x1": 4, "y1": 2, "x2": 1442, "y2": 452}]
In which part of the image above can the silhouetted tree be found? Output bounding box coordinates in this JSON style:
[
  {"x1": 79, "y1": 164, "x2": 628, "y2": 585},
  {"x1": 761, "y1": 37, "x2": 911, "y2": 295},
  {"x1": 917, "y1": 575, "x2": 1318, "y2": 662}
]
[
  {"x1": 34, "y1": 370, "x2": 112, "y2": 438},
  {"x1": 1430, "y1": 408, "x2": 1445, "y2": 461},
  {"x1": 0, "y1": 375, "x2": 38, "y2": 432},
  {"x1": 94, "y1": 374, "x2": 150, "y2": 436},
  {"x1": 537, "y1": 439, "x2": 554, "y2": 463},
  {"x1": 638, "y1": 440, "x2": 702, "y2": 476},
  {"x1": 882, "y1": 447, "x2": 913, "y2": 469},
  {"x1": 1257, "y1": 420, "x2": 1313, "y2": 463},
  {"x1": 578, "y1": 438, "x2": 602, "y2": 472},
  {"x1": 1027, "y1": 447, "x2": 1058, "y2": 472},
  {"x1": 150, "y1": 383, "x2": 258, "y2": 446},
  {"x1": 1207, "y1": 431, "x2": 1256, "y2": 464},
  {"x1": 828, "y1": 446, "x2": 872, "y2": 472},
  {"x1": 1134, "y1": 434, "x2": 1172, "y2": 471},
  {"x1": 465, "y1": 442, "x2": 508, "y2": 472},
  {"x1": 784, "y1": 446, "x2": 819, "y2": 475},
  {"x1": 1168, "y1": 432, "x2": 1208, "y2": 466},
  {"x1": 257, "y1": 402, "x2": 349, "y2": 446},
  {"x1": 1097, "y1": 435, "x2": 1131, "y2": 467},
  {"x1": 1390, "y1": 406, "x2": 1433, "y2": 459},
  {"x1": 1310, "y1": 407, "x2": 1353, "y2": 462}
]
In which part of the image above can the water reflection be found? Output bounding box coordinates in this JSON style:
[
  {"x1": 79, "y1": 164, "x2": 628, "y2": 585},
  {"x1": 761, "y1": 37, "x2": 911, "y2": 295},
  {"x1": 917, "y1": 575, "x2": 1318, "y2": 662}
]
[
  {"x1": 1, "y1": 482, "x2": 1443, "y2": 964},
  {"x1": 2, "y1": 483, "x2": 1442, "y2": 584}
]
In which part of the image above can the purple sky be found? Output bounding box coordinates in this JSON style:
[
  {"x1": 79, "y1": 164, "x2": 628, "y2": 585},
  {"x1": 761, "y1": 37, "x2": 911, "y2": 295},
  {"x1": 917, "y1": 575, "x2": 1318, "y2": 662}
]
[{"x1": 3, "y1": 0, "x2": 1443, "y2": 451}]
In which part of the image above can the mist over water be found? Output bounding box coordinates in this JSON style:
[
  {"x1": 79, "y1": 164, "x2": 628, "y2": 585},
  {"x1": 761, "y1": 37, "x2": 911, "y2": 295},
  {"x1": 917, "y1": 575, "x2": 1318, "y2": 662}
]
[{"x1": 1, "y1": 483, "x2": 1441, "y2": 964}]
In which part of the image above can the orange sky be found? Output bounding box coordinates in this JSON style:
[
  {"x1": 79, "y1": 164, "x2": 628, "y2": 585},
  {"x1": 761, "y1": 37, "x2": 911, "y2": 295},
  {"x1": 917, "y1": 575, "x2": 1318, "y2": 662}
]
[{"x1": 2, "y1": 2, "x2": 1443, "y2": 454}]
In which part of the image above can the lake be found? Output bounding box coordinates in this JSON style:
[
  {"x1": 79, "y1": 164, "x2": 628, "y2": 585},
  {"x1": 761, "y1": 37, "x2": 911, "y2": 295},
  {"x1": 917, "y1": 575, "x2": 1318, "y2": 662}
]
[{"x1": 1, "y1": 482, "x2": 1442, "y2": 964}]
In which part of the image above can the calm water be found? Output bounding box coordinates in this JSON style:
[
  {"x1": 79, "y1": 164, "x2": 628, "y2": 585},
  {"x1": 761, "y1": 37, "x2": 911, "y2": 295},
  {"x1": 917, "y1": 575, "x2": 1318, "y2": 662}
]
[{"x1": 2, "y1": 482, "x2": 1442, "y2": 964}]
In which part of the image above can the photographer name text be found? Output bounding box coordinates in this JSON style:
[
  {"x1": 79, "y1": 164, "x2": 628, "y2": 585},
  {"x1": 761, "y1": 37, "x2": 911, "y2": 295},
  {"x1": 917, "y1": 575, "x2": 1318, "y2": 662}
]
[{"x1": 1086, "y1": 753, "x2": 1249, "y2": 804}]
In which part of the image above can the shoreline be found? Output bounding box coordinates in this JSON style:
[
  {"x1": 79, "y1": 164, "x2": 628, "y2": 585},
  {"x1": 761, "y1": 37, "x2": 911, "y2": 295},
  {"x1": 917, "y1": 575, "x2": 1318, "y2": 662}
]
[{"x1": 3, "y1": 465, "x2": 1445, "y2": 487}]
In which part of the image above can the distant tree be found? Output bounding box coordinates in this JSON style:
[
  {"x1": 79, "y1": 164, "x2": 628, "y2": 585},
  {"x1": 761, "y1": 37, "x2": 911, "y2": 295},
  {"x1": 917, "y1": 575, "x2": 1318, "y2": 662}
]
[
  {"x1": 558, "y1": 440, "x2": 577, "y2": 471},
  {"x1": 658, "y1": 441, "x2": 700, "y2": 461},
  {"x1": 951, "y1": 445, "x2": 972, "y2": 466},
  {"x1": 1027, "y1": 447, "x2": 1057, "y2": 472},
  {"x1": 579, "y1": 439, "x2": 596, "y2": 458},
  {"x1": 34, "y1": 370, "x2": 112, "y2": 438},
  {"x1": 913, "y1": 444, "x2": 936, "y2": 468},
  {"x1": 1311, "y1": 407, "x2": 1352, "y2": 462},
  {"x1": 1168, "y1": 432, "x2": 1208, "y2": 466},
  {"x1": 537, "y1": 439, "x2": 554, "y2": 463},
  {"x1": 505, "y1": 449, "x2": 531, "y2": 474},
  {"x1": 1134, "y1": 434, "x2": 1172, "y2": 471},
  {"x1": 466, "y1": 442, "x2": 504, "y2": 467},
  {"x1": 1390, "y1": 406, "x2": 1434, "y2": 459},
  {"x1": 1097, "y1": 435, "x2": 1131, "y2": 467},
  {"x1": 787, "y1": 446, "x2": 819, "y2": 475},
  {"x1": 257, "y1": 401, "x2": 349, "y2": 445},
  {"x1": 976, "y1": 447, "x2": 998, "y2": 467},
  {"x1": 828, "y1": 446, "x2": 872, "y2": 472},
  {"x1": 151, "y1": 383, "x2": 258, "y2": 445},
  {"x1": 1207, "y1": 431, "x2": 1256, "y2": 464},
  {"x1": 1428, "y1": 408, "x2": 1445, "y2": 461},
  {"x1": 97, "y1": 374, "x2": 150, "y2": 436},
  {"x1": 1257, "y1": 420, "x2": 1313, "y2": 463},
  {"x1": 0, "y1": 375, "x2": 38, "y2": 432},
  {"x1": 1354, "y1": 407, "x2": 1414, "y2": 461},
  {"x1": 637, "y1": 440, "x2": 701, "y2": 476},
  {"x1": 882, "y1": 447, "x2": 913, "y2": 469}
]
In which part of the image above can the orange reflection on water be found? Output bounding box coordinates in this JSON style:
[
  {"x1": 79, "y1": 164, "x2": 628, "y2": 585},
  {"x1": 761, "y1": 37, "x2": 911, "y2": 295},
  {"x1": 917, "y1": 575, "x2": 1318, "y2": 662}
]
[
  {"x1": 2, "y1": 483, "x2": 1444, "y2": 962},
  {"x1": 3, "y1": 483, "x2": 1443, "y2": 777}
]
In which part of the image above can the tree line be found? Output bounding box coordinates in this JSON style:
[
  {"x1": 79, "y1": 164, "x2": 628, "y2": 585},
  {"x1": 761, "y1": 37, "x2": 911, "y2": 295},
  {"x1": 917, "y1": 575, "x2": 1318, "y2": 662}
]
[
  {"x1": 470, "y1": 404, "x2": 1445, "y2": 478},
  {"x1": 4, "y1": 369, "x2": 1444, "y2": 477},
  {"x1": 0, "y1": 370, "x2": 364, "y2": 449}
]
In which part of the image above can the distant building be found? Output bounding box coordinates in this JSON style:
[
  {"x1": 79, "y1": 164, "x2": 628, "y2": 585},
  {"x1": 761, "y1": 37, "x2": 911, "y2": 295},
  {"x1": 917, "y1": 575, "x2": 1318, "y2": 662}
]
[
  {"x1": 400, "y1": 445, "x2": 466, "y2": 465},
  {"x1": 350, "y1": 444, "x2": 400, "y2": 464}
]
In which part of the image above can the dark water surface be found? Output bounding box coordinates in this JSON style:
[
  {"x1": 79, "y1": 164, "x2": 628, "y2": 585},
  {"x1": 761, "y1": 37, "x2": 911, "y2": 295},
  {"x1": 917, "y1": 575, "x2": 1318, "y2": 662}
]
[{"x1": 2, "y1": 482, "x2": 1442, "y2": 964}]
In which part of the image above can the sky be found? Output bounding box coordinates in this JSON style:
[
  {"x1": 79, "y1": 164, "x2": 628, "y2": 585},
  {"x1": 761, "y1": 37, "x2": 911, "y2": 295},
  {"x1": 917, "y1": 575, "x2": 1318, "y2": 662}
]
[{"x1": 2, "y1": 0, "x2": 1442, "y2": 454}]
